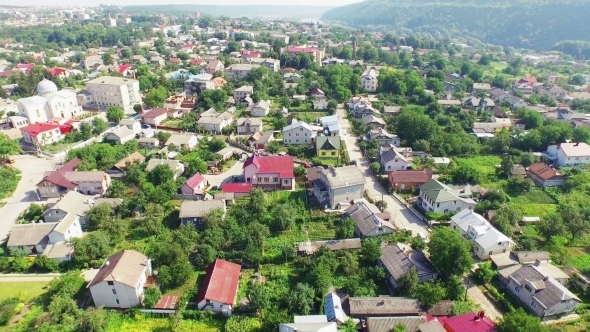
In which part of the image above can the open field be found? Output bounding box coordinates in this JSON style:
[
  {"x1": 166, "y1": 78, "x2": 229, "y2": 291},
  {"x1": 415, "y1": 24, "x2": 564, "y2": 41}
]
[{"x1": 0, "y1": 281, "x2": 49, "y2": 302}]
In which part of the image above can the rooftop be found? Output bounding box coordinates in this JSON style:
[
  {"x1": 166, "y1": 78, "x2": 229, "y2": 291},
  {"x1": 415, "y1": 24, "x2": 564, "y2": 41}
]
[
  {"x1": 179, "y1": 200, "x2": 225, "y2": 219},
  {"x1": 196, "y1": 259, "x2": 241, "y2": 305},
  {"x1": 87, "y1": 250, "x2": 150, "y2": 288},
  {"x1": 320, "y1": 166, "x2": 365, "y2": 189},
  {"x1": 349, "y1": 296, "x2": 423, "y2": 316}
]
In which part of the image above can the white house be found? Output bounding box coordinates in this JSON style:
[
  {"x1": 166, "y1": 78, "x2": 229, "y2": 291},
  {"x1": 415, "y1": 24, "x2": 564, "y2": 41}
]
[
  {"x1": 165, "y1": 132, "x2": 199, "y2": 150},
  {"x1": 196, "y1": 259, "x2": 241, "y2": 316},
  {"x1": 546, "y1": 142, "x2": 590, "y2": 167},
  {"x1": 283, "y1": 121, "x2": 315, "y2": 145},
  {"x1": 361, "y1": 68, "x2": 379, "y2": 92},
  {"x1": 419, "y1": 179, "x2": 476, "y2": 214},
  {"x1": 237, "y1": 117, "x2": 262, "y2": 135},
  {"x1": 379, "y1": 145, "x2": 413, "y2": 172},
  {"x1": 118, "y1": 119, "x2": 142, "y2": 134},
  {"x1": 313, "y1": 99, "x2": 328, "y2": 110},
  {"x1": 87, "y1": 250, "x2": 154, "y2": 309},
  {"x1": 250, "y1": 100, "x2": 271, "y2": 117},
  {"x1": 20, "y1": 122, "x2": 64, "y2": 146},
  {"x1": 450, "y1": 209, "x2": 515, "y2": 260},
  {"x1": 105, "y1": 126, "x2": 136, "y2": 144}
]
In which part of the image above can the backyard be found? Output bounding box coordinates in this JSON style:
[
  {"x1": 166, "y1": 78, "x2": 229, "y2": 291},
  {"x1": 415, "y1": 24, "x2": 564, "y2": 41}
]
[{"x1": 0, "y1": 281, "x2": 49, "y2": 302}]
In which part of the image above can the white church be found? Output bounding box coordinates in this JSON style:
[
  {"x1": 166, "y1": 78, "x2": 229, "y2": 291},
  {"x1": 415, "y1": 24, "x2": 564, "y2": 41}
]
[{"x1": 16, "y1": 79, "x2": 84, "y2": 124}]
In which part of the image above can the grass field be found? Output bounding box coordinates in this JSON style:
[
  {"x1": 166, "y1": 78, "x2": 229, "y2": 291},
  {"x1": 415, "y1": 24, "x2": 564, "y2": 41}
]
[
  {"x1": 0, "y1": 281, "x2": 49, "y2": 302},
  {"x1": 109, "y1": 315, "x2": 224, "y2": 332},
  {"x1": 452, "y1": 155, "x2": 502, "y2": 186},
  {"x1": 508, "y1": 189, "x2": 558, "y2": 218}
]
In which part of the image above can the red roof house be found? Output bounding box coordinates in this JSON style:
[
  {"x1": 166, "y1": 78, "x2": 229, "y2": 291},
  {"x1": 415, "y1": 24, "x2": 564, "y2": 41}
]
[
  {"x1": 191, "y1": 58, "x2": 207, "y2": 66},
  {"x1": 47, "y1": 67, "x2": 66, "y2": 78},
  {"x1": 15, "y1": 63, "x2": 35, "y2": 74},
  {"x1": 20, "y1": 122, "x2": 67, "y2": 146},
  {"x1": 196, "y1": 259, "x2": 241, "y2": 315},
  {"x1": 442, "y1": 312, "x2": 496, "y2": 332},
  {"x1": 243, "y1": 153, "x2": 295, "y2": 190},
  {"x1": 117, "y1": 64, "x2": 132, "y2": 75},
  {"x1": 310, "y1": 88, "x2": 325, "y2": 97},
  {"x1": 388, "y1": 170, "x2": 433, "y2": 190},
  {"x1": 180, "y1": 172, "x2": 208, "y2": 195},
  {"x1": 36, "y1": 158, "x2": 81, "y2": 198}
]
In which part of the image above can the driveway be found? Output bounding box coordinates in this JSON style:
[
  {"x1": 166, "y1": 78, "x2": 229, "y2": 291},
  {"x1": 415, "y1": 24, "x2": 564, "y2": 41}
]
[
  {"x1": 0, "y1": 155, "x2": 58, "y2": 243},
  {"x1": 464, "y1": 276, "x2": 503, "y2": 322},
  {"x1": 337, "y1": 108, "x2": 430, "y2": 236},
  {"x1": 202, "y1": 160, "x2": 245, "y2": 188}
]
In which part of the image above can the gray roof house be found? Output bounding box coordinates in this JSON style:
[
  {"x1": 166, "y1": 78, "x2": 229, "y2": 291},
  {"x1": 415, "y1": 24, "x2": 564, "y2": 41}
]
[
  {"x1": 313, "y1": 166, "x2": 366, "y2": 208},
  {"x1": 42, "y1": 191, "x2": 93, "y2": 225},
  {"x1": 349, "y1": 296, "x2": 423, "y2": 318},
  {"x1": 179, "y1": 199, "x2": 225, "y2": 229},
  {"x1": 379, "y1": 243, "x2": 438, "y2": 291},
  {"x1": 250, "y1": 100, "x2": 271, "y2": 117},
  {"x1": 345, "y1": 199, "x2": 395, "y2": 238}
]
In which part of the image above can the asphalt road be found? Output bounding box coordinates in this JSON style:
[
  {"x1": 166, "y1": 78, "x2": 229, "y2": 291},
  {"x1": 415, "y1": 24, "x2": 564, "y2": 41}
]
[
  {"x1": 0, "y1": 155, "x2": 58, "y2": 243},
  {"x1": 337, "y1": 108, "x2": 431, "y2": 236}
]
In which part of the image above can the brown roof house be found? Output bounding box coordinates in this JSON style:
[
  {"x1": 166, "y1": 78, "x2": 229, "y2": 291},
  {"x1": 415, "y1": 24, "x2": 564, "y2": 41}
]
[
  {"x1": 526, "y1": 162, "x2": 565, "y2": 188},
  {"x1": 379, "y1": 243, "x2": 438, "y2": 293},
  {"x1": 87, "y1": 250, "x2": 155, "y2": 309},
  {"x1": 388, "y1": 170, "x2": 433, "y2": 190},
  {"x1": 345, "y1": 199, "x2": 395, "y2": 238},
  {"x1": 108, "y1": 152, "x2": 145, "y2": 178}
]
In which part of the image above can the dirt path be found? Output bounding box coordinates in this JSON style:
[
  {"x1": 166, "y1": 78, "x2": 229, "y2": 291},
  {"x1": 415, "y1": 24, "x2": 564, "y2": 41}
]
[{"x1": 464, "y1": 276, "x2": 503, "y2": 322}]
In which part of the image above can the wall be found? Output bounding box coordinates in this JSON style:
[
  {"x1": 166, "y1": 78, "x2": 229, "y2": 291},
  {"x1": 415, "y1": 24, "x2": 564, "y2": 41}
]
[{"x1": 330, "y1": 184, "x2": 364, "y2": 208}]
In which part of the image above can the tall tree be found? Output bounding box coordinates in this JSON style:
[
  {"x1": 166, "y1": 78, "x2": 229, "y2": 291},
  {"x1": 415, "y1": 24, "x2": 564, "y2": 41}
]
[
  {"x1": 428, "y1": 227, "x2": 473, "y2": 277},
  {"x1": 496, "y1": 308, "x2": 546, "y2": 332}
]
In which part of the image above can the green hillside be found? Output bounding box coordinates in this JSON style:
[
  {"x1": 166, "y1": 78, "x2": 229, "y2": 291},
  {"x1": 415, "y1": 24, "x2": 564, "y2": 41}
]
[{"x1": 321, "y1": 0, "x2": 590, "y2": 50}]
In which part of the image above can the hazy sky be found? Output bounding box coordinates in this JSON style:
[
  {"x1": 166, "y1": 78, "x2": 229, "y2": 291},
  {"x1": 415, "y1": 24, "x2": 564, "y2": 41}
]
[{"x1": 8, "y1": 0, "x2": 362, "y2": 6}]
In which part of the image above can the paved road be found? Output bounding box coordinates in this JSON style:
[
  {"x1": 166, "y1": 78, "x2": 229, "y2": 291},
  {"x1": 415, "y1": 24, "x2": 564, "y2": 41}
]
[
  {"x1": 337, "y1": 108, "x2": 430, "y2": 236},
  {"x1": 0, "y1": 155, "x2": 58, "y2": 243},
  {"x1": 464, "y1": 276, "x2": 503, "y2": 322},
  {"x1": 202, "y1": 160, "x2": 245, "y2": 188}
]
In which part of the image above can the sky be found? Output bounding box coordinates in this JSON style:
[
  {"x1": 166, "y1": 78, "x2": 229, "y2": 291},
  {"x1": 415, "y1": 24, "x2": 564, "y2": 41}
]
[{"x1": 7, "y1": 0, "x2": 362, "y2": 6}]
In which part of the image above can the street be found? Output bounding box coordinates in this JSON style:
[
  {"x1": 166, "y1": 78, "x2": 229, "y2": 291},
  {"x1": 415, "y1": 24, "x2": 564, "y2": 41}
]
[
  {"x1": 0, "y1": 155, "x2": 58, "y2": 243},
  {"x1": 337, "y1": 108, "x2": 430, "y2": 236}
]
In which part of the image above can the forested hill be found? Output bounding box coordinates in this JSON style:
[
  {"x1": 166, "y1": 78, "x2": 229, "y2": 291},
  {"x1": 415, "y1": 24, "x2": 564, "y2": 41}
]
[{"x1": 321, "y1": 0, "x2": 590, "y2": 50}]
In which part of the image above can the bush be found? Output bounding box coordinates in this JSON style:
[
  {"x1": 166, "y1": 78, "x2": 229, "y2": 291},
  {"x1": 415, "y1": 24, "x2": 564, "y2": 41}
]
[
  {"x1": 0, "y1": 298, "x2": 19, "y2": 326},
  {"x1": 143, "y1": 287, "x2": 162, "y2": 308}
]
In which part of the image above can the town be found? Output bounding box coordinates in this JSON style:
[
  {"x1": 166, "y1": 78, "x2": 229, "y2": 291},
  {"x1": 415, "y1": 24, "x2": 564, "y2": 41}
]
[{"x1": 1, "y1": 4, "x2": 590, "y2": 332}]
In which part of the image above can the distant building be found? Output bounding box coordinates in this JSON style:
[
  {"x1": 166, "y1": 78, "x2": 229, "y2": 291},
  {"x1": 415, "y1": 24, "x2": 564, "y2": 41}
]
[{"x1": 85, "y1": 76, "x2": 142, "y2": 112}]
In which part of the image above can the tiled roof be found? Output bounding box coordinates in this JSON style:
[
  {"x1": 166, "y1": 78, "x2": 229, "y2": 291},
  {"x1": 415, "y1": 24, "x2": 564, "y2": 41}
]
[
  {"x1": 44, "y1": 190, "x2": 92, "y2": 218},
  {"x1": 20, "y1": 122, "x2": 61, "y2": 136},
  {"x1": 221, "y1": 183, "x2": 252, "y2": 193},
  {"x1": 196, "y1": 259, "x2": 241, "y2": 305},
  {"x1": 143, "y1": 108, "x2": 170, "y2": 119},
  {"x1": 7, "y1": 222, "x2": 55, "y2": 247},
  {"x1": 114, "y1": 152, "x2": 145, "y2": 170},
  {"x1": 64, "y1": 171, "x2": 106, "y2": 183},
  {"x1": 507, "y1": 265, "x2": 579, "y2": 308},
  {"x1": 183, "y1": 172, "x2": 206, "y2": 190},
  {"x1": 41, "y1": 158, "x2": 81, "y2": 189},
  {"x1": 244, "y1": 154, "x2": 294, "y2": 178},
  {"x1": 87, "y1": 250, "x2": 150, "y2": 288},
  {"x1": 346, "y1": 199, "x2": 394, "y2": 236},
  {"x1": 349, "y1": 296, "x2": 423, "y2": 316},
  {"x1": 527, "y1": 163, "x2": 562, "y2": 180},
  {"x1": 367, "y1": 316, "x2": 426, "y2": 332},
  {"x1": 388, "y1": 170, "x2": 432, "y2": 185}
]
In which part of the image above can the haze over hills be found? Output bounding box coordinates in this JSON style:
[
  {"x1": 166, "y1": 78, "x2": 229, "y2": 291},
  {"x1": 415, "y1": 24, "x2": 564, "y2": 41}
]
[
  {"x1": 321, "y1": 0, "x2": 590, "y2": 50},
  {"x1": 122, "y1": 5, "x2": 334, "y2": 21}
]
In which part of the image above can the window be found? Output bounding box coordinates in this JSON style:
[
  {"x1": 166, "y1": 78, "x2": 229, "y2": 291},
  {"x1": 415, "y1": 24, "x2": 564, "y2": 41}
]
[
  {"x1": 488, "y1": 251, "x2": 493, "y2": 256},
  {"x1": 514, "y1": 286, "x2": 521, "y2": 293},
  {"x1": 498, "y1": 242, "x2": 502, "y2": 245},
  {"x1": 549, "y1": 309, "x2": 555, "y2": 315},
  {"x1": 116, "y1": 299, "x2": 120, "y2": 305},
  {"x1": 524, "y1": 284, "x2": 532, "y2": 292},
  {"x1": 530, "y1": 301, "x2": 537, "y2": 309},
  {"x1": 107, "y1": 281, "x2": 114, "y2": 286},
  {"x1": 112, "y1": 289, "x2": 117, "y2": 294}
]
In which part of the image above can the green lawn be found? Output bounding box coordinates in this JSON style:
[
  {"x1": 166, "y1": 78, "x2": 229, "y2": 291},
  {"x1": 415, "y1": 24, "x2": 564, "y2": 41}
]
[
  {"x1": 508, "y1": 189, "x2": 558, "y2": 218},
  {"x1": 0, "y1": 281, "x2": 49, "y2": 302},
  {"x1": 110, "y1": 315, "x2": 224, "y2": 332},
  {"x1": 164, "y1": 270, "x2": 201, "y2": 297},
  {"x1": 452, "y1": 155, "x2": 502, "y2": 186}
]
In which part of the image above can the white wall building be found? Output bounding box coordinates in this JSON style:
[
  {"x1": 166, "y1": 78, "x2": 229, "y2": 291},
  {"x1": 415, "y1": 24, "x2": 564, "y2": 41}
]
[
  {"x1": 361, "y1": 68, "x2": 379, "y2": 92},
  {"x1": 85, "y1": 76, "x2": 142, "y2": 112},
  {"x1": 546, "y1": 142, "x2": 590, "y2": 167},
  {"x1": 283, "y1": 121, "x2": 315, "y2": 145},
  {"x1": 17, "y1": 79, "x2": 83, "y2": 124}
]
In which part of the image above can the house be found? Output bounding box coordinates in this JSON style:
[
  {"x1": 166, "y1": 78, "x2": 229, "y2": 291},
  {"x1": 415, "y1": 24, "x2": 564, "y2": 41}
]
[
  {"x1": 283, "y1": 121, "x2": 315, "y2": 145},
  {"x1": 119, "y1": 119, "x2": 142, "y2": 134},
  {"x1": 313, "y1": 99, "x2": 329, "y2": 110},
  {"x1": 349, "y1": 296, "x2": 423, "y2": 319},
  {"x1": 367, "y1": 317, "x2": 427, "y2": 332},
  {"x1": 434, "y1": 312, "x2": 496, "y2": 332},
  {"x1": 197, "y1": 113, "x2": 232, "y2": 133},
  {"x1": 313, "y1": 166, "x2": 365, "y2": 208},
  {"x1": 379, "y1": 145, "x2": 414, "y2": 172},
  {"x1": 20, "y1": 122, "x2": 65, "y2": 146},
  {"x1": 325, "y1": 293, "x2": 348, "y2": 325},
  {"x1": 205, "y1": 59, "x2": 224, "y2": 74},
  {"x1": 243, "y1": 154, "x2": 295, "y2": 190},
  {"x1": 7, "y1": 213, "x2": 83, "y2": 256},
  {"x1": 388, "y1": 170, "x2": 433, "y2": 190},
  {"x1": 380, "y1": 243, "x2": 438, "y2": 292},
  {"x1": 105, "y1": 126, "x2": 136, "y2": 144},
  {"x1": 367, "y1": 128, "x2": 400, "y2": 147},
  {"x1": 537, "y1": 85, "x2": 567, "y2": 99},
  {"x1": 286, "y1": 46, "x2": 325, "y2": 66},
  {"x1": 362, "y1": 115, "x2": 386, "y2": 129},
  {"x1": 233, "y1": 85, "x2": 254, "y2": 102},
  {"x1": 138, "y1": 137, "x2": 159, "y2": 148},
  {"x1": 165, "y1": 132, "x2": 198, "y2": 150},
  {"x1": 142, "y1": 108, "x2": 169, "y2": 126},
  {"x1": 196, "y1": 259, "x2": 241, "y2": 316},
  {"x1": 146, "y1": 159, "x2": 184, "y2": 180},
  {"x1": 42, "y1": 241, "x2": 75, "y2": 263},
  {"x1": 224, "y1": 63, "x2": 259, "y2": 81},
  {"x1": 60, "y1": 171, "x2": 111, "y2": 196},
  {"x1": 502, "y1": 264, "x2": 580, "y2": 318},
  {"x1": 237, "y1": 117, "x2": 263, "y2": 135},
  {"x1": 42, "y1": 190, "x2": 93, "y2": 224},
  {"x1": 450, "y1": 209, "x2": 515, "y2": 260},
  {"x1": 472, "y1": 83, "x2": 491, "y2": 93},
  {"x1": 87, "y1": 250, "x2": 155, "y2": 309},
  {"x1": 546, "y1": 142, "x2": 590, "y2": 167},
  {"x1": 526, "y1": 163, "x2": 566, "y2": 188},
  {"x1": 254, "y1": 131, "x2": 275, "y2": 150},
  {"x1": 345, "y1": 199, "x2": 395, "y2": 238},
  {"x1": 36, "y1": 158, "x2": 81, "y2": 199},
  {"x1": 250, "y1": 100, "x2": 271, "y2": 117},
  {"x1": 279, "y1": 315, "x2": 337, "y2": 332},
  {"x1": 418, "y1": 180, "x2": 476, "y2": 214},
  {"x1": 180, "y1": 173, "x2": 208, "y2": 195},
  {"x1": 221, "y1": 183, "x2": 252, "y2": 198},
  {"x1": 108, "y1": 152, "x2": 145, "y2": 178},
  {"x1": 315, "y1": 136, "x2": 340, "y2": 158},
  {"x1": 179, "y1": 199, "x2": 225, "y2": 228},
  {"x1": 361, "y1": 68, "x2": 379, "y2": 92}
]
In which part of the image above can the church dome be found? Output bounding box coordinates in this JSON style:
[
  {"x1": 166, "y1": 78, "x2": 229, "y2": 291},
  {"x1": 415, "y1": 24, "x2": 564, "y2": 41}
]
[{"x1": 37, "y1": 78, "x2": 58, "y2": 96}]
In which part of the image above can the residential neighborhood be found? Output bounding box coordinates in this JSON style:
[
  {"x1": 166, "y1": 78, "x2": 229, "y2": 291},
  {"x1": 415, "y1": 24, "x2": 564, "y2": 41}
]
[{"x1": 1, "y1": 5, "x2": 590, "y2": 332}]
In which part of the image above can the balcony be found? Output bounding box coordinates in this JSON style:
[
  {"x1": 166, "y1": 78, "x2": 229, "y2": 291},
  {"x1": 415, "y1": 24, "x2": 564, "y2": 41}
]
[{"x1": 144, "y1": 275, "x2": 156, "y2": 288}]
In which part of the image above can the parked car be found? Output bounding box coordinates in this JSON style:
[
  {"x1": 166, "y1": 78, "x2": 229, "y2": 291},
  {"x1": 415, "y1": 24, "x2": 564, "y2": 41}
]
[{"x1": 142, "y1": 124, "x2": 151, "y2": 129}]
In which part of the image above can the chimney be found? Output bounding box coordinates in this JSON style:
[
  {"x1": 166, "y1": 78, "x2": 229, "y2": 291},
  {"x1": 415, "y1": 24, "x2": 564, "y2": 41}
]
[
  {"x1": 479, "y1": 311, "x2": 485, "y2": 319},
  {"x1": 534, "y1": 259, "x2": 541, "y2": 267},
  {"x1": 575, "y1": 142, "x2": 580, "y2": 146}
]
